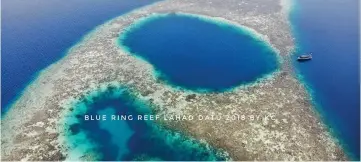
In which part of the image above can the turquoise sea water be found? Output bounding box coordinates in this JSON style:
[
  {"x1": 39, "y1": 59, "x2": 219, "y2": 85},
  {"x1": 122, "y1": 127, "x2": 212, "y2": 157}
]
[
  {"x1": 119, "y1": 14, "x2": 279, "y2": 92},
  {"x1": 64, "y1": 86, "x2": 229, "y2": 161},
  {"x1": 290, "y1": 0, "x2": 360, "y2": 160}
]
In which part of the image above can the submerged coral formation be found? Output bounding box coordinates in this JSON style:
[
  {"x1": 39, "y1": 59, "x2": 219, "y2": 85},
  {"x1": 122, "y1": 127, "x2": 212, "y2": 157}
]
[{"x1": 1, "y1": 0, "x2": 346, "y2": 161}]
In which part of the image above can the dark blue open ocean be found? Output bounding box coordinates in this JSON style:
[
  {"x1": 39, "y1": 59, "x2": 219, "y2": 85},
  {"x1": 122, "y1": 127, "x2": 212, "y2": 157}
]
[
  {"x1": 1, "y1": 0, "x2": 159, "y2": 113},
  {"x1": 291, "y1": 0, "x2": 360, "y2": 160}
]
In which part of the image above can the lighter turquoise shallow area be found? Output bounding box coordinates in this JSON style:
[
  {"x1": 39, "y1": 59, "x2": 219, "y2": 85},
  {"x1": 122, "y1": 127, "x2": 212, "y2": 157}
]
[
  {"x1": 63, "y1": 86, "x2": 229, "y2": 161},
  {"x1": 119, "y1": 13, "x2": 280, "y2": 92}
]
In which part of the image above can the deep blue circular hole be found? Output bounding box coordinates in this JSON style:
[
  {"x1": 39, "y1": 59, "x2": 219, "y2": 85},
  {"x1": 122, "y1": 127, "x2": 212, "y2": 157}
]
[{"x1": 120, "y1": 14, "x2": 279, "y2": 92}]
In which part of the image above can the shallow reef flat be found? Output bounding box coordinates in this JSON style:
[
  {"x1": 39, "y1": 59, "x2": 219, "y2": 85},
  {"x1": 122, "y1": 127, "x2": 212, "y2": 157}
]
[{"x1": 1, "y1": 0, "x2": 346, "y2": 161}]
